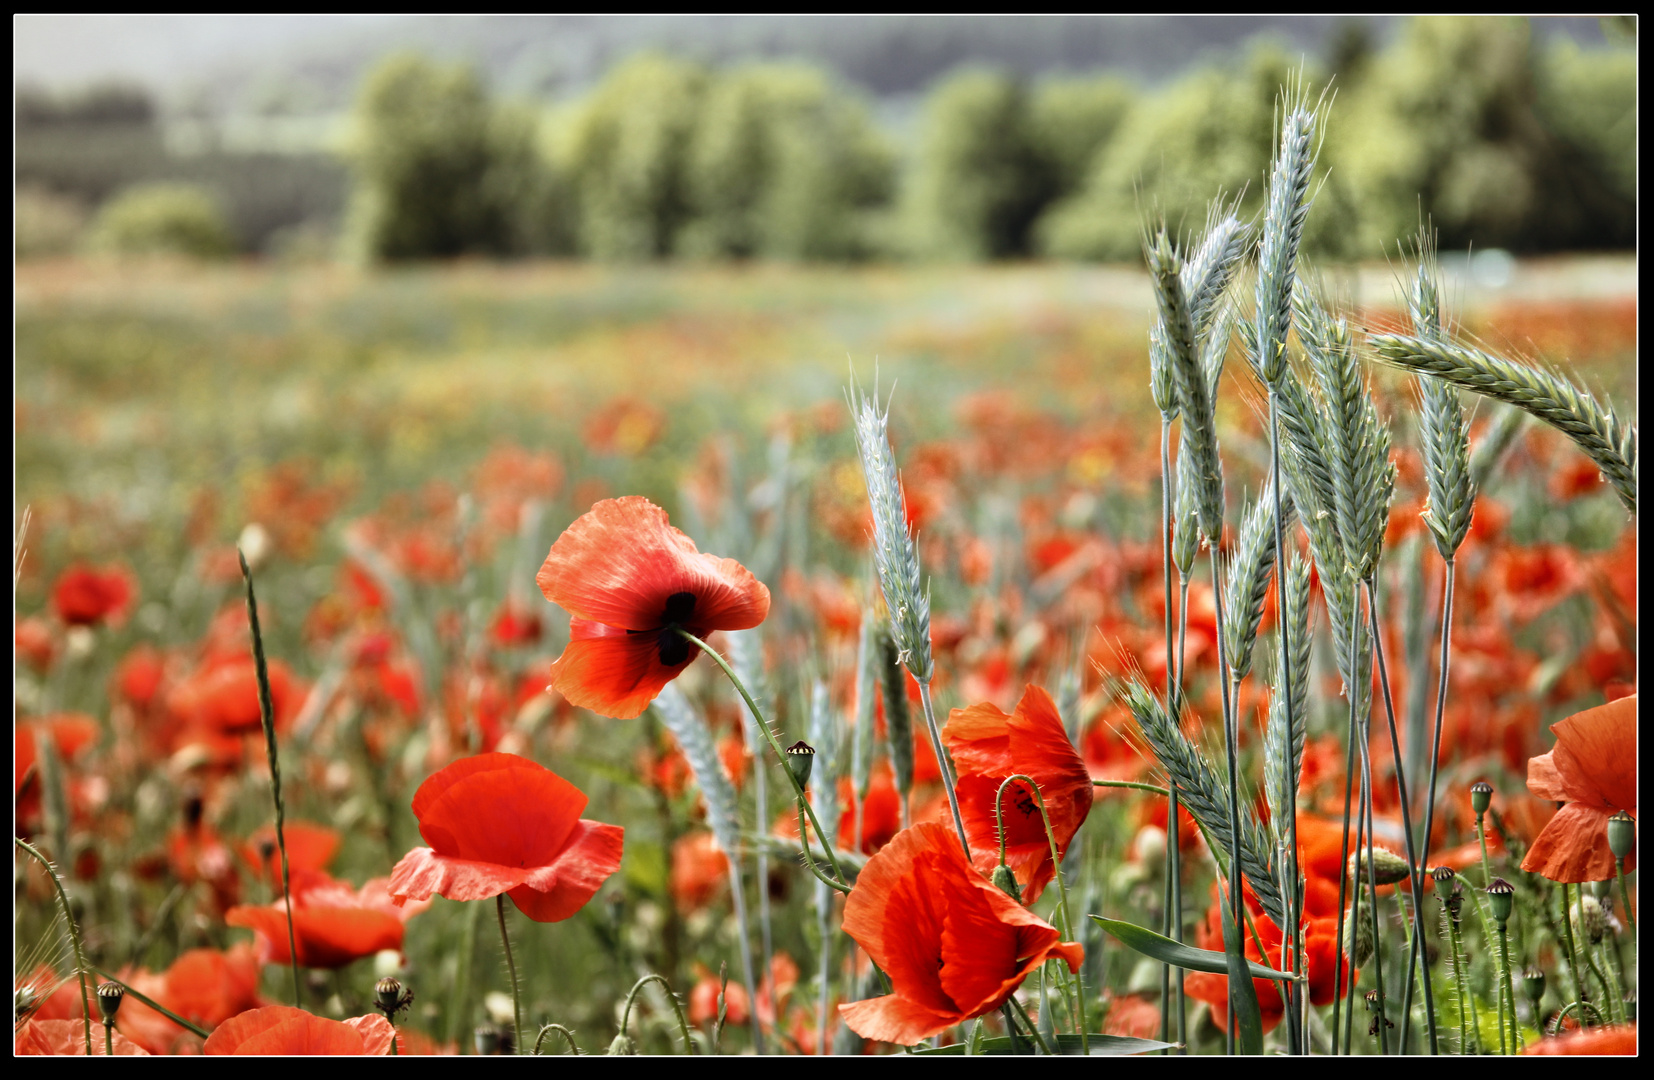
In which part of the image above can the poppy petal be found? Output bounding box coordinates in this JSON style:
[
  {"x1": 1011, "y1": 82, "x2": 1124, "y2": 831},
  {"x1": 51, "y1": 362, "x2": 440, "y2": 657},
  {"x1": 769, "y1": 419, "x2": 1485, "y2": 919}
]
[
  {"x1": 536, "y1": 497, "x2": 770, "y2": 633},
  {"x1": 842, "y1": 827, "x2": 953, "y2": 1016},
  {"x1": 15, "y1": 1019, "x2": 151, "y2": 1055},
  {"x1": 1550, "y1": 696, "x2": 1636, "y2": 814},
  {"x1": 505, "y1": 819, "x2": 625, "y2": 923},
  {"x1": 416, "y1": 762, "x2": 587, "y2": 867},
  {"x1": 1520, "y1": 802, "x2": 1619, "y2": 883},
  {"x1": 548, "y1": 630, "x2": 694, "y2": 720},
  {"x1": 938, "y1": 892, "x2": 1028, "y2": 1015},
  {"x1": 387, "y1": 846, "x2": 536, "y2": 905},
  {"x1": 838, "y1": 995, "x2": 958, "y2": 1046},
  {"x1": 1527, "y1": 750, "x2": 1570, "y2": 802},
  {"x1": 204, "y1": 1006, "x2": 375, "y2": 1055},
  {"x1": 409, "y1": 752, "x2": 554, "y2": 828},
  {"x1": 342, "y1": 1015, "x2": 398, "y2": 1055}
]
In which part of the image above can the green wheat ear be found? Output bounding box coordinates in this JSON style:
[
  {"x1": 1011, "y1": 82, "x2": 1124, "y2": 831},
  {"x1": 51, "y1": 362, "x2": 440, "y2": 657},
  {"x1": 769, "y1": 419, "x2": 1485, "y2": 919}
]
[{"x1": 1370, "y1": 334, "x2": 1636, "y2": 516}]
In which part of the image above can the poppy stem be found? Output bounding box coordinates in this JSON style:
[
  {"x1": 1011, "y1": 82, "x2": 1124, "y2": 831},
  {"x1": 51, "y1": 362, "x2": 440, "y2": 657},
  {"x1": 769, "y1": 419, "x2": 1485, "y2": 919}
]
[
  {"x1": 1615, "y1": 857, "x2": 1636, "y2": 941},
  {"x1": 1006, "y1": 994, "x2": 1055, "y2": 1055},
  {"x1": 16, "y1": 838, "x2": 92, "y2": 1054},
  {"x1": 677, "y1": 629, "x2": 849, "y2": 888},
  {"x1": 995, "y1": 773, "x2": 1087, "y2": 1050},
  {"x1": 238, "y1": 550, "x2": 302, "y2": 1008},
  {"x1": 1090, "y1": 779, "x2": 1172, "y2": 797},
  {"x1": 797, "y1": 802, "x2": 852, "y2": 896},
  {"x1": 620, "y1": 974, "x2": 695, "y2": 1054},
  {"x1": 1557, "y1": 882, "x2": 1588, "y2": 1025},
  {"x1": 532, "y1": 1023, "x2": 583, "y2": 1055},
  {"x1": 496, "y1": 895, "x2": 524, "y2": 1055}
]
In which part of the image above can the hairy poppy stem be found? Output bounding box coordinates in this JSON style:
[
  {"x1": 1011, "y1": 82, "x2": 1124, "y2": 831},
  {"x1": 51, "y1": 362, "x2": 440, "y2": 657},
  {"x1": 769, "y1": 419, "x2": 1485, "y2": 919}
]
[
  {"x1": 994, "y1": 773, "x2": 1087, "y2": 1050},
  {"x1": 15, "y1": 838, "x2": 92, "y2": 1054},
  {"x1": 1006, "y1": 994, "x2": 1055, "y2": 1055},
  {"x1": 532, "y1": 1023, "x2": 583, "y2": 1055},
  {"x1": 496, "y1": 895, "x2": 524, "y2": 1055},
  {"x1": 676, "y1": 629, "x2": 849, "y2": 888},
  {"x1": 620, "y1": 974, "x2": 695, "y2": 1054},
  {"x1": 797, "y1": 802, "x2": 852, "y2": 896},
  {"x1": 238, "y1": 550, "x2": 301, "y2": 1008}
]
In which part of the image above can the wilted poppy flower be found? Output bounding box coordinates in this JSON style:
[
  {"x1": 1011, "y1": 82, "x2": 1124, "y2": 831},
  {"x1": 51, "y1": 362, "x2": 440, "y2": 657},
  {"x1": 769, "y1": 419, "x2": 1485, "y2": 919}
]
[
  {"x1": 204, "y1": 1005, "x2": 396, "y2": 1055},
  {"x1": 1521, "y1": 695, "x2": 1636, "y2": 883},
  {"x1": 838, "y1": 822, "x2": 1083, "y2": 1045},
  {"x1": 226, "y1": 870, "x2": 429, "y2": 969},
  {"x1": 388, "y1": 753, "x2": 623, "y2": 922},
  {"x1": 536, "y1": 497, "x2": 770, "y2": 719},
  {"x1": 943, "y1": 684, "x2": 1094, "y2": 903},
  {"x1": 51, "y1": 563, "x2": 137, "y2": 627},
  {"x1": 14, "y1": 1019, "x2": 150, "y2": 1055}
]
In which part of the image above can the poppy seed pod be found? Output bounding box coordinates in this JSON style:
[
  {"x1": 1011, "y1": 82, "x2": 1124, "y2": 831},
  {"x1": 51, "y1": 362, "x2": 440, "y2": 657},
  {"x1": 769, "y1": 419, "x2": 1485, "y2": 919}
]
[
  {"x1": 1487, "y1": 878, "x2": 1515, "y2": 924},
  {"x1": 1523, "y1": 967, "x2": 1546, "y2": 1008},
  {"x1": 785, "y1": 741, "x2": 816, "y2": 789},
  {"x1": 1432, "y1": 865, "x2": 1456, "y2": 900},
  {"x1": 474, "y1": 1025, "x2": 502, "y2": 1055},
  {"x1": 1607, "y1": 810, "x2": 1635, "y2": 860},
  {"x1": 96, "y1": 982, "x2": 124, "y2": 1024},
  {"x1": 991, "y1": 863, "x2": 1023, "y2": 904},
  {"x1": 375, "y1": 976, "x2": 404, "y2": 1015},
  {"x1": 1470, "y1": 781, "x2": 1494, "y2": 815}
]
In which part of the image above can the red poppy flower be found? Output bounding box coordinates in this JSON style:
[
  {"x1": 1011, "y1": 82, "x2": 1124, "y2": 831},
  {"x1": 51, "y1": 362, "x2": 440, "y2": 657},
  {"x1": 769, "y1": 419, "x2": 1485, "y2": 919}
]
[
  {"x1": 837, "y1": 762, "x2": 903, "y2": 855},
  {"x1": 1521, "y1": 695, "x2": 1637, "y2": 883},
  {"x1": 227, "y1": 869, "x2": 429, "y2": 969},
  {"x1": 838, "y1": 822, "x2": 1083, "y2": 1045},
  {"x1": 1184, "y1": 902, "x2": 1354, "y2": 1034},
  {"x1": 51, "y1": 563, "x2": 137, "y2": 627},
  {"x1": 388, "y1": 753, "x2": 623, "y2": 922},
  {"x1": 1523, "y1": 1024, "x2": 1637, "y2": 1055},
  {"x1": 536, "y1": 497, "x2": 769, "y2": 719},
  {"x1": 943, "y1": 684, "x2": 1094, "y2": 903},
  {"x1": 241, "y1": 821, "x2": 341, "y2": 883},
  {"x1": 204, "y1": 1006, "x2": 396, "y2": 1055},
  {"x1": 689, "y1": 963, "x2": 750, "y2": 1027},
  {"x1": 670, "y1": 830, "x2": 730, "y2": 913},
  {"x1": 14, "y1": 1019, "x2": 150, "y2": 1055}
]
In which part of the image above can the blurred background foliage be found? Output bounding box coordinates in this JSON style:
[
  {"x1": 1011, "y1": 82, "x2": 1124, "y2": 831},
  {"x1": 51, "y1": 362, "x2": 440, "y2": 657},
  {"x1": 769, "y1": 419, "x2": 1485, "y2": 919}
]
[{"x1": 15, "y1": 16, "x2": 1635, "y2": 264}]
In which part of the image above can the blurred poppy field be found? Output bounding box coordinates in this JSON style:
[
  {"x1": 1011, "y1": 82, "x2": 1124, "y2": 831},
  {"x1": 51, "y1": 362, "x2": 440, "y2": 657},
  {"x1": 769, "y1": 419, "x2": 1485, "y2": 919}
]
[{"x1": 13, "y1": 251, "x2": 1636, "y2": 1055}]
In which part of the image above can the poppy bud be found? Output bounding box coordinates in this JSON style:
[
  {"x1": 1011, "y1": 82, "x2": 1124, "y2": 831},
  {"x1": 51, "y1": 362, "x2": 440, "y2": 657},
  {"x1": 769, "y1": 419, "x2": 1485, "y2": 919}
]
[
  {"x1": 1342, "y1": 907, "x2": 1375, "y2": 967},
  {"x1": 607, "y1": 1033, "x2": 637, "y2": 1055},
  {"x1": 1470, "y1": 780, "x2": 1493, "y2": 815},
  {"x1": 1576, "y1": 894, "x2": 1607, "y2": 944},
  {"x1": 1431, "y1": 865, "x2": 1456, "y2": 901},
  {"x1": 473, "y1": 1025, "x2": 502, "y2": 1055},
  {"x1": 1523, "y1": 967, "x2": 1545, "y2": 1008},
  {"x1": 96, "y1": 982, "x2": 123, "y2": 1024},
  {"x1": 785, "y1": 740, "x2": 816, "y2": 789},
  {"x1": 991, "y1": 863, "x2": 1023, "y2": 904},
  {"x1": 1487, "y1": 878, "x2": 1514, "y2": 924},
  {"x1": 1607, "y1": 810, "x2": 1635, "y2": 860},
  {"x1": 1349, "y1": 846, "x2": 1411, "y2": 886}
]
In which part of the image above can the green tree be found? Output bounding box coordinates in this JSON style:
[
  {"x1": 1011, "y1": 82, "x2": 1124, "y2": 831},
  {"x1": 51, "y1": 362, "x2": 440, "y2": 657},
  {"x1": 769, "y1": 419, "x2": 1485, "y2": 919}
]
[
  {"x1": 905, "y1": 69, "x2": 1055, "y2": 260},
  {"x1": 89, "y1": 182, "x2": 235, "y2": 258},
  {"x1": 346, "y1": 54, "x2": 547, "y2": 261},
  {"x1": 561, "y1": 55, "x2": 707, "y2": 260},
  {"x1": 682, "y1": 63, "x2": 894, "y2": 261},
  {"x1": 1028, "y1": 74, "x2": 1135, "y2": 202}
]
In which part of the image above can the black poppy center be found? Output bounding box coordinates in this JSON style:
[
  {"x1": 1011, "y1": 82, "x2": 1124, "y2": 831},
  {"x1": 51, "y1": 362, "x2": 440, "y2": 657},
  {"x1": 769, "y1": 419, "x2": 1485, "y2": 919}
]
[{"x1": 655, "y1": 591, "x2": 698, "y2": 665}]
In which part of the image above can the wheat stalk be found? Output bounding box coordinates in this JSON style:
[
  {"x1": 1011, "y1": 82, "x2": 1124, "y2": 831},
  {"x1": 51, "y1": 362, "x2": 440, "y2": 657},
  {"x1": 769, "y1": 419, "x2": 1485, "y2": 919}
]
[
  {"x1": 1255, "y1": 106, "x2": 1317, "y2": 387},
  {"x1": 1150, "y1": 230, "x2": 1225, "y2": 543},
  {"x1": 1222, "y1": 479, "x2": 1297, "y2": 682}
]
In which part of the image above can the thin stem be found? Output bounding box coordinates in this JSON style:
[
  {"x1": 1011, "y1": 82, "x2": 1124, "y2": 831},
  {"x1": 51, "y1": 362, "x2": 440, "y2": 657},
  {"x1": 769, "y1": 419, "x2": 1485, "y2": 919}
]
[
  {"x1": 797, "y1": 803, "x2": 852, "y2": 895},
  {"x1": 104, "y1": 1019, "x2": 114, "y2": 1057},
  {"x1": 1208, "y1": 547, "x2": 1249, "y2": 1049},
  {"x1": 1559, "y1": 882, "x2": 1588, "y2": 1023},
  {"x1": 1363, "y1": 578, "x2": 1436, "y2": 1054},
  {"x1": 497, "y1": 895, "x2": 523, "y2": 1055},
  {"x1": 1159, "y1": 415, "x2": 1176, "y2": 1054},
  {"x1": 1445, "y1": 905, "x2": 1474, "y2": 1052},
  {"x1": 725, "y1": 859, "x2": 766, "y2": 1053},
  {"x1": 1494, "y1": 920, "x2": 1509, "y2": 1054},
  {"x1": 1268, "y1": 388, "x2": 1304, "y2": 1055},
  {"x1": 1007, "y1": 993, "x2": 1055, "y2": 1055},
  {"x1": 917, "y1": 680, "x2": 970, "y2": 862},
  {"x1": 620, "y1": 974, "x2": 695, "y2": 1054},
  {"x1": 1091, "y1": 779, "x2": 1172, "y2": 796},
  {"x1": 678, "y1": 629, "x2": 848, "y2": 887},
  {"x1": 1476, "y1": 812, "x2": 1493, "y2": 889},
  {"x1": 994, "y1": 773, "x2": 1087, "y2": 1051},
  {"x1": 239, "y1": 551, "x2": 301, "y2": 1007},
  {"x1": 1616, "y1": 857, "x2": 1637, "y2": 940},
  {"x1": 1172, "y1": 570, "x2": 1190, "y2": 1053},
  {"x1": 532, "y1": 1023, "x2": 582, "y2": 1055},
  {"x1": 88, "y1": 966, "x2": 211, "y2": 1039},
  {"x1": 1331, "y1": 659, "x2": 1361, "y2": 1055},
  {"x1": 15, "y1": 837, "x2": 92, "y2": 1054}
]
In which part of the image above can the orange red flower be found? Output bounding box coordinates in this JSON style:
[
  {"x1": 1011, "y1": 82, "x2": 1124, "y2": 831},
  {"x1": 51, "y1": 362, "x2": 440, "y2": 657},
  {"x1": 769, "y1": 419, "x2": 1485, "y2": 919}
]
[
  {"x1": 226, "y1": 869, "x2": 429, "y2": 969},
  {"x1": 388, "y1": 753, "x2": 623, "y2": 922},
  {"x1": 203, "y1": 1005, "x2": 396, "y2": 1055},
  {"x1": 838, "y1": 822, "x2": 1083, "y2": 1045},
  {"x1": 1522, "y1": 1023, "x2": 1637, "y2": 1055},
  {"x1": 536, "y1": 497, "x2": 770, "y2": 719},
  {"x1": 1521, "y1": 695, "x2": 1637, "y2": 883},
  {"x1": 51, "y1": 563, "x2": 137, "y2": 627},
  {"x1": 943, "y1": 684, "x2": 1094, "y2": 903}
]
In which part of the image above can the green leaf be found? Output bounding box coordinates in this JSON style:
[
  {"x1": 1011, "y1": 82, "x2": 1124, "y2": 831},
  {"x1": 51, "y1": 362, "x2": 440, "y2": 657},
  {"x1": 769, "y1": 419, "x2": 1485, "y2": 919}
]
[
  {"x1": 1089, "y1": 916, "x2": 1294, "y2": 980},
  {"x1": 912, "y1": 1033, "x2": 1175, "y2": 1055},
  {"x1": 1215, "y1": 896, "x2": 1265, "y2": 1055}
]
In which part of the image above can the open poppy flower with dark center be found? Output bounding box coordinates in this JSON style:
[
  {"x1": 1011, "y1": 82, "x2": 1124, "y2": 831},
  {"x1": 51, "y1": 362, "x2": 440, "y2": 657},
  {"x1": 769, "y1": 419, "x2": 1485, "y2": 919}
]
[
  {"x1": 838, "y1": 821, "x2": 1083, "y2": 1046},
  {"x1": 943, "y1": 684, "x2": 1094, "y2": 904},
  {"x1": 388, "y1": 753, "x2": 623, "y2": 922},
  {"x1": 1521, "y1": 695, "x2": 1636, "y2": 883},
  {"x1": 204, "y1": 1005, "x2": 396, "y2": 1055},
  {"x1": 226, "y1": 869, "x2": 429, "y2": 969},
  {"x1": 536, "y1": 497, "x2": 769, "y2": 719}
]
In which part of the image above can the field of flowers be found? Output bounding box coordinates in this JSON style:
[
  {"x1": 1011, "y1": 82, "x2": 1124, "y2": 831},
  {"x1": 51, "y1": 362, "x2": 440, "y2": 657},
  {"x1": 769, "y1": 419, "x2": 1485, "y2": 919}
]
[{"x1": 14, "y1": 225, "x2": 1636, "y2": 1052}]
